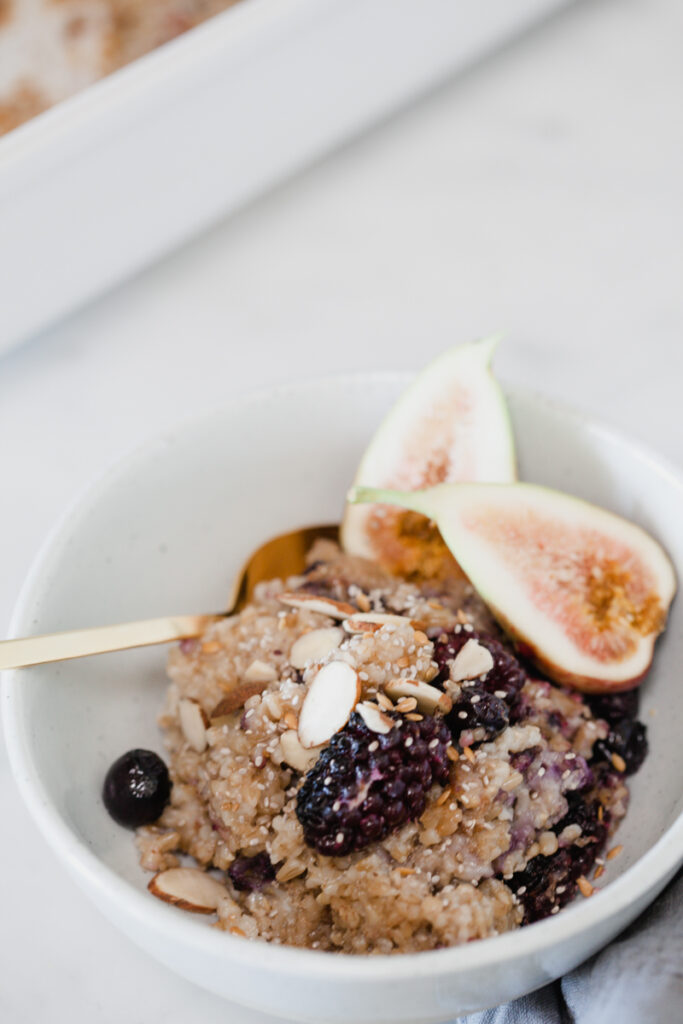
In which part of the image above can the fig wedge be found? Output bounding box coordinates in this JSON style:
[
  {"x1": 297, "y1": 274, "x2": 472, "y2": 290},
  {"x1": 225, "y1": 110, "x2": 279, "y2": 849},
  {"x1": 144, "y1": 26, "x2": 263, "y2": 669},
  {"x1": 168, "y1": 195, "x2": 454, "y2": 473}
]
[
  {"x1": 349, "y1": 482, "x2": 676, "y2": 692},
  {"x1": 341, "y1": 338, "x2": 516, "y2": 579}
]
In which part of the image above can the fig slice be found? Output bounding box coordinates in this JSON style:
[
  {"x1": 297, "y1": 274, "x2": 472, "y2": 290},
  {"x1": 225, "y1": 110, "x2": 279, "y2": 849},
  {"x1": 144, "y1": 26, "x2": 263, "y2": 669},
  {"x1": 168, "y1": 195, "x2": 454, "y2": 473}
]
[
  {"x1": 340, "y1": 338, "x2": 516, "y2": 579},
  {"x1": 349, "y1": 482, "x2": 676, "y2": 692}
]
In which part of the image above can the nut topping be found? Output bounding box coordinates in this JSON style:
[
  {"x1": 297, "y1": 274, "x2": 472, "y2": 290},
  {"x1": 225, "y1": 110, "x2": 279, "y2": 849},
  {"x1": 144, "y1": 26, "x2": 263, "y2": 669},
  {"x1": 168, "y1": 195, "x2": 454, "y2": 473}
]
[
  {"x1": 178, "y1": 698, "x2": 209, "y2": 752},
  {"x1": 148, "y1": 867, "x2": 227, "y2": 913},
  {"x1": 449, "y1": 638, "x2": 495, "y2": 682},
  {"x1": 297, "y1": 661, "x2": 361, "y2": 748},
  {"x1": 277, "y1": 592, "x2": 356, "y2": 619},
  {"x1": 384, "y1": 678, "x2": 452, "y2": 714},
  {"x1": 289, "y1": 627, "x2": 345, "y2": 669}
]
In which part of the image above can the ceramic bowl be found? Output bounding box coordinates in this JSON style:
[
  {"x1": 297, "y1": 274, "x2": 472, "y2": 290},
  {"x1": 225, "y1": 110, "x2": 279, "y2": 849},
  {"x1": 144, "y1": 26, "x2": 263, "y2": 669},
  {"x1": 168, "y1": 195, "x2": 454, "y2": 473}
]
[{"x1": 3, "y1": 375, "x2": 682, "y2": 1023}]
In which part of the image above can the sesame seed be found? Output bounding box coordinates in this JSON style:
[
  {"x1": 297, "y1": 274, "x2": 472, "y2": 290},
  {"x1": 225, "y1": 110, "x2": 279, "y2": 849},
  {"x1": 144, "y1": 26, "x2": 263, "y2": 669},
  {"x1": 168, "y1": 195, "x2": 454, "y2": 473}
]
[
  {"x1": 606, "y1": 845, "x2": 623, "y2": 861},
  {"x1": 335, "y1": 832, "x2": 344, "y2": 844},
  {"x1": 494, "y1": 690, "x2": 506, "y2": 698},
  {"x1": 458, "y1": 711, "x2": 468, "y2": 720},
  {"x1": 611, "y1": 753, "x2": 627, "y2": 773},
  {"x1": 551, "y1": 905, "x2": 560, "y2": 915},
  {"x1": 538, "y1": 767, "x2": 546, "y2": 777},
  {"x1": 428, "y1": 738, "x2": 439, "y2": 749},
  {"x1": 404, "y1": 737, "x2": 414, "y2": 748},
  {"x1": 369, "y1": 741, "x2": 379, "y2": 752},
  {"x1": 516, "y1": 885, "x2": 526, "y2": 895}
]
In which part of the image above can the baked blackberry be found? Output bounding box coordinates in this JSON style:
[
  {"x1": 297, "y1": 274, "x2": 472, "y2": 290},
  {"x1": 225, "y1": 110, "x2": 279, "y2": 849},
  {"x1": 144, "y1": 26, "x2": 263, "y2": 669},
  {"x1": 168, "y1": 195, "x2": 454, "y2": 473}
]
[
  {"x1": 592, "y1": 718, "x2": 648, "y2": 776},
  {"x1": 433, "y1": 629, "x2": 527, "y2": 720},
  {"x1": 508, "y1": 794, "x2": 607, "y2": 923},
  {"x1": 296, "y1": 711, "x2": 451, "y2": 856},
  {"x1": 586, "y1": 689, "x2": 639, "y2": 724}
]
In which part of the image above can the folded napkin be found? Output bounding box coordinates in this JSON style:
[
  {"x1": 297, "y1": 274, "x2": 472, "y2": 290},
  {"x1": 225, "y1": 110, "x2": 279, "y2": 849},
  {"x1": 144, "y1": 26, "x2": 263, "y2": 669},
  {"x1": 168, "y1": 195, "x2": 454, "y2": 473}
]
[{"x1": 459, "y1": 870, "x2": 683, "y2": 1024}]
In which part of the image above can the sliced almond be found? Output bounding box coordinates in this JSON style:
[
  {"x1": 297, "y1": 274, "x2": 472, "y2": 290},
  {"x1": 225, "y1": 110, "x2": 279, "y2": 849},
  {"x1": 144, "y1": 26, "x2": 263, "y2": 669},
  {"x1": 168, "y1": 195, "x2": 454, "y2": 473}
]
[
  {"x1": 384, "y1": 678, "x2": 452, "y2": 715},
  {"x1": 343, "y1": 612, "x2": 410, "y2": 634},
  {"x1": 243, "y1": 659, "x2": 278, "y2": 683},
  {"x1": 297, "y1": 661, "x2": 360, "y2": 748},
  {"x1": 280, "y1": 729, "x2": 323, "y2": 772},
  {"x1": 289, "y1": 627, "x2": 345, "y2": 669},
  {"x1": 450, "y1": 638, "x2": 494, "y2": 682},
  {"x1": 356, "y1": 701, "x2": 394, "y2": 734},
  {"x1": 210, "y1": 681, "x2": 269, "y2": 723},
  {"x1": 148, "y1": 867, "x2": 227, "y2": 913},
  {"x1": 178, "y1": 698, "x2": 209, "y2": 752},
  {"x1": 277, "y1": 592, "x2": 356, "y2": 619}
]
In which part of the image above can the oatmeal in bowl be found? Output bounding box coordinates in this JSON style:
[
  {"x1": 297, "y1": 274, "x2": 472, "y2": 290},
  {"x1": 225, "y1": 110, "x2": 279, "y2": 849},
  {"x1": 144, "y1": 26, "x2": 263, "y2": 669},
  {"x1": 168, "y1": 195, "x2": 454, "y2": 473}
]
[
  {"x1": 129, "y1": 540, "x2": 638, "y2": 953},
  {"x1": 99, "y1": 341, "x2": 673, "y2": 956}
]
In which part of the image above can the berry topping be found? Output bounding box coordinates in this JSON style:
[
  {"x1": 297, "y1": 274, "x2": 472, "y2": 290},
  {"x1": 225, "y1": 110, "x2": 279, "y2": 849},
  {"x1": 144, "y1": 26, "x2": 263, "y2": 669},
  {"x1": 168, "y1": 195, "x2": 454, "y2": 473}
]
[
  {"x1": 508, "y1": 794, "x2": 607, "y2": 923},
  {"x1": 103, "y1": 748, "x2": 171, "y2": 828},
  {"x1": 228, "y1": 851, "x2": 276, "y2": 892},
  {"x1": 586, "y1": 689, "x2": 640, "y2": 724},
  {"x1": 592, "y1": 718, "x2": 648, "y2": 776},
  {"x1": 433, "y1": 629, "x2": 526, "y2": 717},
  {"x1": 446, "y1": 687, "x2": 509, "y2": 744},
  {"x1": 296, "y1": 711, "x2": 451, "y2": 856}
]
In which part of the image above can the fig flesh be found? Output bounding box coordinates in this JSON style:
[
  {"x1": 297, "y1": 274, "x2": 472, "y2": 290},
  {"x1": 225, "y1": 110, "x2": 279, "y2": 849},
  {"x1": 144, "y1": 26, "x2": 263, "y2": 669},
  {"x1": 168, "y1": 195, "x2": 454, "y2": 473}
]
[
  {"x1": 340, "y1": 338, "x2": 516, "y2": 579},
  {"x1": 348, "y1": 482, "x2": 676, "y2": 693}
]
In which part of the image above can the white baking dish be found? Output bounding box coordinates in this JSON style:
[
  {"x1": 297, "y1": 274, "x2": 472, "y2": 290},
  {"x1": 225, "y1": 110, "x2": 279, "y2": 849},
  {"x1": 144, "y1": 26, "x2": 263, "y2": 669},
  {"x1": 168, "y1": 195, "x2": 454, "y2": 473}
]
[{"x1": 0, "y1": 0, "x2": 569, "y2": 352}]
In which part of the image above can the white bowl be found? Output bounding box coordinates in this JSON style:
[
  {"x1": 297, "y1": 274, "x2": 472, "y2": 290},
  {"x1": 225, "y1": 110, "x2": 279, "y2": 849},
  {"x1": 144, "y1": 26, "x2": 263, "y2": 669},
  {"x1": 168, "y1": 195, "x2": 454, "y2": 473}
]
[{"x1": 3, "y1": 375, "x2": 682, "y2": 1023}]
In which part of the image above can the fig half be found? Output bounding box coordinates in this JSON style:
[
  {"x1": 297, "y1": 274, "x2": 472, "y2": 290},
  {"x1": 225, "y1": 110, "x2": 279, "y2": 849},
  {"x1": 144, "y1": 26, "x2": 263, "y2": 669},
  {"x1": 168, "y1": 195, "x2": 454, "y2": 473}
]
[
  {"x1": 340, "y1": 338, "x2": 516, "y2": 579},
  {"x1": 348, "y1": 482, "x2": 676, "y2": 693}
]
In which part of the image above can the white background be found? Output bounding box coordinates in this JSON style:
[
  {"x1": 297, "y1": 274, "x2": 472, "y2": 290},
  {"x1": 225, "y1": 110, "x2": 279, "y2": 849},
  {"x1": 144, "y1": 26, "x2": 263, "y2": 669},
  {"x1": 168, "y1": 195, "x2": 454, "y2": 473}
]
[{"x1": 1, "y1": 0, "x2": 682, "y2": 1020}]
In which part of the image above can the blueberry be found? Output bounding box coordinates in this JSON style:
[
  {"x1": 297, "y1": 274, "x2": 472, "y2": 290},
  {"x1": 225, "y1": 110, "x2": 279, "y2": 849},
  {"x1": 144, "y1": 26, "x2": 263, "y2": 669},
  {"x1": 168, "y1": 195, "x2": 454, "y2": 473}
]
[
  {"x1": 446, "y1": 687, "x2": 509, "y2": 743},
  {"x1": 228, "y1": 851, "x2": 276, "y2": 892},
  {"x1": 103, "y1": 748, "x2": 171, "y2": 828}
]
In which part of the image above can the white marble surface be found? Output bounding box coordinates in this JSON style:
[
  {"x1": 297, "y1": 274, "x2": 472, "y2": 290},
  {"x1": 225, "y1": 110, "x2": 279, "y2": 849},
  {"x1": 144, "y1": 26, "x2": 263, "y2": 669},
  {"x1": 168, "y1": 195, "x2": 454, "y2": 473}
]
[{"x1": 1, "y1": 0, "x2": 682, "y2": 1020}]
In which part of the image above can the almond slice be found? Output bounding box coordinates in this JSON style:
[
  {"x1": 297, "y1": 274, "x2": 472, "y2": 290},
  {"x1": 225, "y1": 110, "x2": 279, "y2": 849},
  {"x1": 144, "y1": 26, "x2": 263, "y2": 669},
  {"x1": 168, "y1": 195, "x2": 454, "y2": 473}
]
[
  {"x1": 342, "y1": 612, "x2": 410, "y2": 634},
  {"x1": 243, "y1": 659, "x2": 278, "y2": 683},
  {"x1": 279, "y1": 729, "x2": 323, "y2": 772},
  {"x1": 450, "y1": 638, "x2": 494, "y2": 682},
  {"x1": 289, "y1": 627, "x2": 345, "y2": 669},
  {"x1": 178, "y1": 698, "x2": 209, "y2": 752},
  {"x1": 384, "y1": 678, "x2": 452, "y2": 714},
  {"x1": 297, "y1": 661, "x2": 360, "y2": 748},
  {"x1": 356, "y1": 701, "x2": 394, "y2": 734},
  {"x1": 148, "y1": 867, "x2": 227, "y2": 913},
  {"x1": 210, "y1": 681, "x2": 269, "y2": 723},
  {"x1": 277, "y1": 592, "x2": 356, "y2": 619}
]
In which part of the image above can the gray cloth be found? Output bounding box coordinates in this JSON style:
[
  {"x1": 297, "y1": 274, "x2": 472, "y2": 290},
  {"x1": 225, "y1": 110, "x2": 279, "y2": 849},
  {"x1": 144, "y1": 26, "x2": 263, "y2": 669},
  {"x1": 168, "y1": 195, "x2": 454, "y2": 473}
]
[{"x1": 458, "y1": 871, "x2": 683, "y2": 1024}]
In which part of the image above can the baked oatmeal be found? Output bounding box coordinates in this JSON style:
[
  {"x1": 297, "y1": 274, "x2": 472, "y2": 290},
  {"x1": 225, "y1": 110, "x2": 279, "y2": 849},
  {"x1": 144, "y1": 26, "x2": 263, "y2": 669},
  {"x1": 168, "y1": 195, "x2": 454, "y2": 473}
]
[{"x1": 125, "y1": 540, "x2": 643, "y2": 953}]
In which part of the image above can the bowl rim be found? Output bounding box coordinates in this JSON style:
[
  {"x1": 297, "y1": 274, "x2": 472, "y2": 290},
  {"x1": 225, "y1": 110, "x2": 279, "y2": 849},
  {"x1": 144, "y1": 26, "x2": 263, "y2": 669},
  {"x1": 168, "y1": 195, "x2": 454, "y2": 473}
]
[{"x1": 3, "y1": 371, "x2": 683, "y2": 982}]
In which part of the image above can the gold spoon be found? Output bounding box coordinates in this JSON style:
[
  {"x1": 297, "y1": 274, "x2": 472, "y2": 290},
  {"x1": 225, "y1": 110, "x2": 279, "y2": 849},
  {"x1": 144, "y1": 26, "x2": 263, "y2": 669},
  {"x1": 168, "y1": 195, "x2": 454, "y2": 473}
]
[{"x1": 0, "y1": 523, "x2": 339, "y2": 670}]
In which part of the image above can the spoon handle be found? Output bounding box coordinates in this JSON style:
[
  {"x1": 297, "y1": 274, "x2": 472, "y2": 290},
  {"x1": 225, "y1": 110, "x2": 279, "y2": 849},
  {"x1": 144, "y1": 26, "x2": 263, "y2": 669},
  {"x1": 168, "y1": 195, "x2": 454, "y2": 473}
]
[{"x1": 0, "y1": 614, "x2": 220, "y2": 670}]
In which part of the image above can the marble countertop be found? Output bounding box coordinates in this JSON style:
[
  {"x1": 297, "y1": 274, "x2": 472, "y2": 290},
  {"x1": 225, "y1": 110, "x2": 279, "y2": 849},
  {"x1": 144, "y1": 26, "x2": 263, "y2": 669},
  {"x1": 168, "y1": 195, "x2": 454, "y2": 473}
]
[{"x1": 1, "y1": 0, "x2": 682, "y2": 1020}]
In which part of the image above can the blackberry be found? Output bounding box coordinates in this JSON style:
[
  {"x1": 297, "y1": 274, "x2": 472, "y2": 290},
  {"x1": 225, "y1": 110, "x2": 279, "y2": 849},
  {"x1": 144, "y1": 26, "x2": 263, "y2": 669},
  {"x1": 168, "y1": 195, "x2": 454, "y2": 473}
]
[
  {"x1": 587, "y1": 690, "x2": 639, "y2": 725},
  {"x1": 592, "y1": 718, "x2": 648, "y2": 776},
  {"x1": 228, "y1": 851, "x2": 276, "y2": 892},
  {"x1": 446, "y1": 687, "x2": 509, "y2": 744},
  {"x1": 509, "y1": 794, "x2": 607, "y2": 923},
  {"x1": 296, "y1": 712, "x2": 451, "y2": 856},
  {"x1": 433, "y1": 629, "x2": 527, "y2": 720}
]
